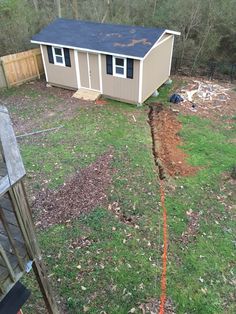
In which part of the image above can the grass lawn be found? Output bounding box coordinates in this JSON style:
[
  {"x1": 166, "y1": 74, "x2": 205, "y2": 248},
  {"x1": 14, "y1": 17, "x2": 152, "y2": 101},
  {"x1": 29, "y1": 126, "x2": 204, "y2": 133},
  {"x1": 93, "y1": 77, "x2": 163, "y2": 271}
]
[{"x1": 0, "y1": 80, "x2": 235, "y2": 313}]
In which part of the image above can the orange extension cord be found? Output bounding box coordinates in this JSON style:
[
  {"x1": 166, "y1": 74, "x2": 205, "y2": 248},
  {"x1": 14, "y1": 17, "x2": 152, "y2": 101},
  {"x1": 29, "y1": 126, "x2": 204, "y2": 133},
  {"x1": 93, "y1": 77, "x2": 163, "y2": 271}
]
[{"x1": 158, "y1": 179, "x2": 168, "y2": 314}]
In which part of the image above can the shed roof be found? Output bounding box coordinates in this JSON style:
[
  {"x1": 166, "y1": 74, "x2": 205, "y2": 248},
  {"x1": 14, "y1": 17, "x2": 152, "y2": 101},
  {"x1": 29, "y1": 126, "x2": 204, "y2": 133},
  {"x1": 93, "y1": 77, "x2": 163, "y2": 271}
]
[{"x1": 32, "y1": 19, "x2": 179, "y2": 58}]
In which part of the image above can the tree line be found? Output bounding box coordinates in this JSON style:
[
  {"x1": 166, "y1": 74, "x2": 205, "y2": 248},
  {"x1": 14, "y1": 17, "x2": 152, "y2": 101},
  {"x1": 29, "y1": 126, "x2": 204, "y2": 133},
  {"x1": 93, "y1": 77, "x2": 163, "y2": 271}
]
[{"x1": 0, "y1": 0, "x2": 235, "y2": 67}]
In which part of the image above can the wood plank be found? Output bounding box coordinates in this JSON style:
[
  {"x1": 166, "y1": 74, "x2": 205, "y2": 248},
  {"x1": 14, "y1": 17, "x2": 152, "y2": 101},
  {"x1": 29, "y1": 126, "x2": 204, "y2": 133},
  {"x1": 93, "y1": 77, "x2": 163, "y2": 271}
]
[
  {"x1": 0, "y1": 177, "x2": 10, "y2": 198},
  {"x1": 0, "y1": 207, "x2": 25, "y2": 270},
  {"x1": 0, "y1": 233, "x2": 27, "y2": 258},
  {"x1": 0, "y1": 194, "x2": 12, "y2": 211},
  {"x1": 0, "y1": 245, "x2": 15, "y2": 281},
  {"x1": 0, "y1": 221, "x2": 24, "y2": 243},
  {"x1": 33, "y1": 260, "x2": 60, "y2": 314},
  {"x1": 0, "y1": 106, "x2": 26, "y2": 190},
  {"x1": 0, "y1": 265, "x2": 23, "y2": 300},
  {"x1": 1, "y1": 207, "x2": 18, "y2": 226}
]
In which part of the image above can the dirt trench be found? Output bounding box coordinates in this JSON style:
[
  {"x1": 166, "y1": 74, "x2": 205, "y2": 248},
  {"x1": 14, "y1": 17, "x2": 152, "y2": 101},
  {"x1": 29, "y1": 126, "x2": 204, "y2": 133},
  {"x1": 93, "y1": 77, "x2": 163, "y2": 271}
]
[
  {"x1": 148, "y1": 103, "x2": 167, "y2": 180},
  {"x1": 148, "y1": 103, "x2": 197, "y2": 178},
  {"x1": 147, "y1": 103, "x2": 198, "y2": 314}
]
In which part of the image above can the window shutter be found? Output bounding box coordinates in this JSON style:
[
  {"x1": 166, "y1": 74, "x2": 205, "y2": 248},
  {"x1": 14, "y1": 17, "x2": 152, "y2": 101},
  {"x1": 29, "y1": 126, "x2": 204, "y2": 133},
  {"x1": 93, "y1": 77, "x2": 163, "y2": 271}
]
[
  {"x1": 106, "y1": 55, "x2": 113, "y2": 75},
  {"x1": 47, "y1": 46, "x2": 54, "y2": 64},
  {"x1": 64, "y1": 48, "x2": 71, "y2": 67},
  {"x1": 127, "y1": 58, "x2": 134, "y2": 79}
]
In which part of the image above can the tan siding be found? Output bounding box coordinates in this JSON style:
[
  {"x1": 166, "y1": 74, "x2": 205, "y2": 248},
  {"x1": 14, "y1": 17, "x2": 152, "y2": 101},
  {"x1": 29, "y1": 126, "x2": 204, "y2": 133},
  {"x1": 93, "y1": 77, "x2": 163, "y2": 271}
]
[
  {"x1": 142, "y1": 35, "x2": 174, "y2": 102},
  {"x1": 89, "y1": 53, "x2": 100, "y2": 90},
  {"x1": 101, "y1": 55, "x2": 140, "y2": 103},
  {"x1": 78, "y1": 52, "x2": 89, "y2": 88},
  {"x1": 42, "y1": 45, "x2": 77, "y2": 89}
]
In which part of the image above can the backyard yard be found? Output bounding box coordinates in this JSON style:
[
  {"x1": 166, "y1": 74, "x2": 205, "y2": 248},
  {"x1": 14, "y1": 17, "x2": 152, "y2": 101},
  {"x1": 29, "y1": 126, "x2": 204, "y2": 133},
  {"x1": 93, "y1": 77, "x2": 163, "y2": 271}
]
[{"x1": 0, "y1": 77, "x2": 235, "y2": 313}]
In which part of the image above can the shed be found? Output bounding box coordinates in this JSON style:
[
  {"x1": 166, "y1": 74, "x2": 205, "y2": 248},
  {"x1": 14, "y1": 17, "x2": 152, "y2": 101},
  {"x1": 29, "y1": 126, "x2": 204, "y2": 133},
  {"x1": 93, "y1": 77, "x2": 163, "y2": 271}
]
[
  {"x1": 0, "y1": 106, "x2": 58, "y2": 313},
  {"x1": 31, "y1": 19, "x2": 180, "y2": 104}
]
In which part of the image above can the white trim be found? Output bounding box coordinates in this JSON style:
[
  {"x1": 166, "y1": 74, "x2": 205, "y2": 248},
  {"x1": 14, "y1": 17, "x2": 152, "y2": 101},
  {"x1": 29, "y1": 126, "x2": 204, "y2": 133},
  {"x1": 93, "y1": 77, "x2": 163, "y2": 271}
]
[
  {"x1": 87, "y1": 53, "x2": 91, "y2": 89},
  {"x1": 40, "y1": 45, "x2": 48, "y2": 82},
  {"x1": 165, "y1": 29, "x2": 181, "y2": 36},
  {"x1": 168, "y1": 36, "x2": 175, "y2": 76},
  {"x1": 80, "y1": 86, "x2": 101, "y2": 92},
  {"x1": 98, "y1": 54, "x2": 103, "y2": 93},
  {"x1": 112, "y1": 56, "x2": 127, "y2": 78},
  {"x1": 74, "y1": 50, "x2": 81, "y2": 89},
  {"x1": 138, "y1": 59, "x2": 143, "y2": 104},
  {"x1": 153, "y1": 34, "x2": 172, "y2": 48},
  {"x1": 31, "y1": 40, "x2": 143, "y2": 60},
  {"x1": 52, "y1": 46, "x2": 65, "y2": 66},
  {"x1": 143, "y1": 35, "x2": 173, "y2": 60}
]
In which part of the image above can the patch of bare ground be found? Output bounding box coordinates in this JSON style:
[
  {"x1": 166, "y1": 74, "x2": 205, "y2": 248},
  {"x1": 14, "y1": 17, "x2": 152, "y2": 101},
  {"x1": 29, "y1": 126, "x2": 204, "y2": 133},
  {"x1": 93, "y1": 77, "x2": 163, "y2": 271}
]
[
  {"x1": 171, "y1": 76, "x2": 236, "y2": 122},
  {"x1": 33, "y1": 151, "x2": 113, "y2": 229},
  {"x1": 149, "y1": 104, "x2": 198, "y2": 177},
  {"x1": 2, "y1": 80, "x2": 95, "y2": 135},
  {"x1": 139, "y1": 297, "x2": 176, "y2": 314}
]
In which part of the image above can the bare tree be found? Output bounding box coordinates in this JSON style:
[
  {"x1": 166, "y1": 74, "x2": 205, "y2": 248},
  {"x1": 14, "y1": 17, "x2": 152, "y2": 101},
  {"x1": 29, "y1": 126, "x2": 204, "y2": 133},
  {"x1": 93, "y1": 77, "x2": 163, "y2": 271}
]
[
  {"x1": 54, "y1": 0, "x2": 61, "y2": 17},
  {"x1": 72, "y1": 0, "x2": 79, "y2": 19},
  {"x1": 32, "y1": 0, "x2": 39, "y2": 12}
]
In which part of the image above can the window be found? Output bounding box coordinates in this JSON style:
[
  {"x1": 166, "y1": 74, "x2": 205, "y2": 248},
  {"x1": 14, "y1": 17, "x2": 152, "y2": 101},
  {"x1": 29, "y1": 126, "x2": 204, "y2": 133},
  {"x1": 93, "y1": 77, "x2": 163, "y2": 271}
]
[
  {"x1": 52, "y1": 47, "x2": 65, "y2": 66},
  {"x1": 106, "y1": 55, "x2": 133, "y2": 79},
  {"x1": 113, "y1": 57, "x2": 127, "y2": 78},
  {"x1": 47, "y1": 46, "x2": 71, "y2": 67}
]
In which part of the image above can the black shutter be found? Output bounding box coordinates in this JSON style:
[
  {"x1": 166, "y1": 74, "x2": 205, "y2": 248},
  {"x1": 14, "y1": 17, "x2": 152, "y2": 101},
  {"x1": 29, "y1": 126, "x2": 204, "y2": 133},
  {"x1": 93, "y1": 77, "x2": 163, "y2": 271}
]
[
  {"x1": 47, "y1": 46, "x2": 54, "y2": 64},
  {"x1": 127, "y1": 58, "x2": 134, "y2": 79},
  {"x1": 106, "y1": 55, "x2": 113, "y2": 75},
  {"x1": 64, "y1": 48, "x2": 71, "y2": 67}
]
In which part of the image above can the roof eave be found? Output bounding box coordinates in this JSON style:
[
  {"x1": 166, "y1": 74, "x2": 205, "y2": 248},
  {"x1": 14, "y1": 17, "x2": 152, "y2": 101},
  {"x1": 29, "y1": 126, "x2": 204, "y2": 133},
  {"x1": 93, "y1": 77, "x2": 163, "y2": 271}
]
[
  {"x1": 31, "y1": 40, "x2": 144, "y2": 60},
  {"x1": 165, "y1": 30, "x2": 181, "y2": 36}
]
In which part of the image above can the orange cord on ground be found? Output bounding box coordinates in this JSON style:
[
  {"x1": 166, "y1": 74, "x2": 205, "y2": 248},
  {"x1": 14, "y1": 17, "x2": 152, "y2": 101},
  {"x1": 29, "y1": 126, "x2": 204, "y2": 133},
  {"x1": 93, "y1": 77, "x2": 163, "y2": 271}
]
[{"x1": 158, "y1": 179, "x2": 168, "y2": 314}]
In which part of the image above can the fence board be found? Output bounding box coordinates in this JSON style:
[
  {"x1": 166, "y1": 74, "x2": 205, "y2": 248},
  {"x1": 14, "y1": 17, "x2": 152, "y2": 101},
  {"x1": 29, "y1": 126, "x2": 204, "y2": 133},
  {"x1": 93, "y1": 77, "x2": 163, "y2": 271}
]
[
  {"x1": 0, "y1": 48, "x2": 44, "y2": 87},
  {"x1": 0, "y1": 64, "x2": 7, "y2": 88}
]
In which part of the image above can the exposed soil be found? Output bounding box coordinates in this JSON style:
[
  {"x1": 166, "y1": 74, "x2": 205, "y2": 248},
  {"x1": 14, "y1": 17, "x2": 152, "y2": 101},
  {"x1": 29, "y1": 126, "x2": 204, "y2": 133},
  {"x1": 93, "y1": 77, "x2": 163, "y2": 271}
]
[
  {"x1": 33, "y1": 151, "x2": 113, "y2": 229},
  {"x1": 149, "y1": 103, "x2": 197, "y2": 178},
  {"x1": 1, "y1": 79, "x2": 94, "y2": 135}
]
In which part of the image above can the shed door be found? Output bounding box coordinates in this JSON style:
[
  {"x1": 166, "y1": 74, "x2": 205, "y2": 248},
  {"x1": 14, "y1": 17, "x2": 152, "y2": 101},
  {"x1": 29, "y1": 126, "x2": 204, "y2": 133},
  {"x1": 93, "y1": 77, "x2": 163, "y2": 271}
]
[
  {"x1": 88, "y1": 53, "x2": 100, "y2": 91},
  {"x1": 78, "y1": 52, "x2": 89, "y2": 88}
]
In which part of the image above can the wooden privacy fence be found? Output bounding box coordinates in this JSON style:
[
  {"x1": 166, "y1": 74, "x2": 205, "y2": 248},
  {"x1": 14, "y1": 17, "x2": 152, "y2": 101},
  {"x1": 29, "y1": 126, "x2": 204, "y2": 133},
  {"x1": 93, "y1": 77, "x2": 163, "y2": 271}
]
[{"x1": 0, "y1": 48, "x2": 44, "y2": 88}]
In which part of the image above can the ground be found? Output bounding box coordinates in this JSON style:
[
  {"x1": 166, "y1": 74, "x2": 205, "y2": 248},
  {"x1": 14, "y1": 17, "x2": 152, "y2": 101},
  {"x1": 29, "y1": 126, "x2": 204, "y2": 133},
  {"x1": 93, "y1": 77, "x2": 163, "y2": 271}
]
[{"x1": 0, "y1": 76, "x2": 235, "y2": 314}]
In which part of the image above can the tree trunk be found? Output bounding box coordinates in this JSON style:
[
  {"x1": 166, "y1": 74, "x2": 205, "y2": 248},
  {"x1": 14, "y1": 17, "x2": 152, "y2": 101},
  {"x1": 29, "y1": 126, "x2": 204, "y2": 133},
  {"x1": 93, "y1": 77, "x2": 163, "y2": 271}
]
[{"x1": 72, "y1": 0, "x2": 79, "y2": 19}]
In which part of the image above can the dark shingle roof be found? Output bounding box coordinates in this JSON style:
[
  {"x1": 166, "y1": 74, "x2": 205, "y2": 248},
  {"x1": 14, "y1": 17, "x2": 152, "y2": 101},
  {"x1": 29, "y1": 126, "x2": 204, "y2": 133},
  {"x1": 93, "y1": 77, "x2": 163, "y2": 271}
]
[{"x1": 32, "y1": 19, "x2": 167, "y2": 58}]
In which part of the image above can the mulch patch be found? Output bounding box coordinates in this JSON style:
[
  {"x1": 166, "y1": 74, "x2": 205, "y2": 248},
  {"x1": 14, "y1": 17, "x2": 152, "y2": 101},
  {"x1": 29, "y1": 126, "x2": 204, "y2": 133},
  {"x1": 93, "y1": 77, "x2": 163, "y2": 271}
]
[
  {"x1": 33, "y1": 151, "x2": 113, "y2": 229},
  {"x1": 139, "y1": 297, "x2": 176, "y2": 314},
  {"x1": 149, "y1": 104, "x2": 197, "y2": 177}
]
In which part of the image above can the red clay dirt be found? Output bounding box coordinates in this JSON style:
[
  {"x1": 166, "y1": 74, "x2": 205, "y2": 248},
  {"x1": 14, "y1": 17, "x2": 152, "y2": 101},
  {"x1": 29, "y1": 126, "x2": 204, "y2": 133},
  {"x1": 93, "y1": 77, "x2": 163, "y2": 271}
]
[
  {"x1": 33, "y1": 151, "x2": 113, "y2": 229},
  {"x1": 149, "y1": 103, "x2": 197, "y2": 177}
]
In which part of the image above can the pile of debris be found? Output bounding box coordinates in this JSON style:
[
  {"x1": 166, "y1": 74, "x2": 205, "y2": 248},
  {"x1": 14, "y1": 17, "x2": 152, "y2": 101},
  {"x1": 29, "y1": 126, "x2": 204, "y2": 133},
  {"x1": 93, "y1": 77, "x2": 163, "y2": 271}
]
[{"x1": 170, "y1": 79, "x2": 231, "y2": 113}]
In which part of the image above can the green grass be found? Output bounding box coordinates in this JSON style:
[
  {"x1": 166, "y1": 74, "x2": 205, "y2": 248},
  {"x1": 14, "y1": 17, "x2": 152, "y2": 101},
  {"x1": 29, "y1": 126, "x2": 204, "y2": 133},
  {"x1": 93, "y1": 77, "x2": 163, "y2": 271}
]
[
  {"x1": 166, "y1": 115, "x2": 236, "y2": 314},
  {"x1": 1, "y1": 81, "x2": 235, "y2": 313}
]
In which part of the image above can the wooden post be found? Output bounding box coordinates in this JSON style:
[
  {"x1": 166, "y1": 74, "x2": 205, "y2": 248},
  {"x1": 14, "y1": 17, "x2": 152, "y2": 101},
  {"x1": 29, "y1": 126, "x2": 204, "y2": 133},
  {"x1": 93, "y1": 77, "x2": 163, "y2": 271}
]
[
  {"x1": 33, "y1": 53, "x2": 40, "y2": 79},
  {"x1": 10, "y1": 182, "x2": 59, "y2": 314},
  {"x1": 0, "y1": 60, "x2": 10, "y2": 88},
  {"x1": 33, "y1": 259, "x2": 60, "y2": 314}
]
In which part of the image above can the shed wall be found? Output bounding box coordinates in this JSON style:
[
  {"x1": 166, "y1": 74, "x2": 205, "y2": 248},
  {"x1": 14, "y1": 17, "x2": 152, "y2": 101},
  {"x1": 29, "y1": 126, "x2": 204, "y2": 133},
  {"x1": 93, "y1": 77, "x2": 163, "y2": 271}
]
[
  {"x1": 101, "y1": 55, "x2": 140, "y2": 103},
  {"x1": 142, "y1": 35, "x2": 173, "y2": 102},
  {"x1": 42, "y1": 45, "x2": 77, "y2": 89}
]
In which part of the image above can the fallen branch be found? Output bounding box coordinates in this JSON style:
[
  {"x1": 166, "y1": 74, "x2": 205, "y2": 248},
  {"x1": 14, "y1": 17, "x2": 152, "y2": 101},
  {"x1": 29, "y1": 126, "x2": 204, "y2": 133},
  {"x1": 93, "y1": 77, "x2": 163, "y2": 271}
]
[{"x1": 16, "y1": 125, "x2": 64, "y2": 139}]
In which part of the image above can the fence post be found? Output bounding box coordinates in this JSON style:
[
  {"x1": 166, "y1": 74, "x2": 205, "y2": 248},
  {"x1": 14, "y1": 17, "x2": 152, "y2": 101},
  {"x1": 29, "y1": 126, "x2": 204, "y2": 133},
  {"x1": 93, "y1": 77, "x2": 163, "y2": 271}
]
[
  {"x1": 33, "y1": 53, "x2": 40, "y2": 79},
  {"x1": 0, "y1": 60, "x2": 10, "y2": 88}
]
